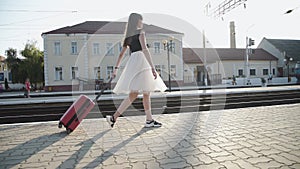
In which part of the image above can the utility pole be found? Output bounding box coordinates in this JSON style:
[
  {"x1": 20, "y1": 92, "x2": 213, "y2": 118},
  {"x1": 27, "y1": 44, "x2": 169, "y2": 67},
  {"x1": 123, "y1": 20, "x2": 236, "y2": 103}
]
[
  {"x1": 245, "y1": 36, "x2": 254, "y2": 85},
  {"x1": 203, "y1": 30, "x2": 207, "y2": 86},
  {"x1": 163, "y1": 39, "x2": 174, "y2": 92}
]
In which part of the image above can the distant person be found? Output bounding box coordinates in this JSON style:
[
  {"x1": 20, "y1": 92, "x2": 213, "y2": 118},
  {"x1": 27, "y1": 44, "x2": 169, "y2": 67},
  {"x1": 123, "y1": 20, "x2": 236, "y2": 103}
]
[
  {"x1": 268, "y1": 74, "x2": 273, "y2": 83},
  {"x1": 106, "y1": 13, "x2": 167, "y2": 128},
  {"x1": 4, "y1": 78, "x2": 10, "y2": 90},
  {"x1": 24, "y1": 78, "x2": 31, "y2": 98},
  {"x1": 232, "y1": 75, "x2": 237, "y2": 85}
]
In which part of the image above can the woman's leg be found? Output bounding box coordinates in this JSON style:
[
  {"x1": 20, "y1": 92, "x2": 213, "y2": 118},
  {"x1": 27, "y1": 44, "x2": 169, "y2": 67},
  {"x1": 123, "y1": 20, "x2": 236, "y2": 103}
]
[
  {"x1": 113, "y1": 92, "x2": 139, "y2": 120},
  {"x1": 143, "y1": 92, "x2": 153, "y2": 121}
]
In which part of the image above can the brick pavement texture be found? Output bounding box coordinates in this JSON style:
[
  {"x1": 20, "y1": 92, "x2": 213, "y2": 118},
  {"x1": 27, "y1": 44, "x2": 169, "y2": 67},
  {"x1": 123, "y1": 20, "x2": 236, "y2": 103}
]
[{"x1": 0, "y1": 103, "x2": 300, "y2": 169}]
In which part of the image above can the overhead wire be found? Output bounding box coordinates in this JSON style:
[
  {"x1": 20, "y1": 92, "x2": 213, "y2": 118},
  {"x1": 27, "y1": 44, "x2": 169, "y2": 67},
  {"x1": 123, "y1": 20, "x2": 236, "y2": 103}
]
[{"x1": 0, "y1": 11, "x2": 78, "y2": 26}]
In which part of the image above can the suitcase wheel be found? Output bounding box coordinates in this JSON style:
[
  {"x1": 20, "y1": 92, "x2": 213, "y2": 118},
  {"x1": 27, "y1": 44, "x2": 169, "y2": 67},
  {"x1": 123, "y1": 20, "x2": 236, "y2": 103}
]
[
  {"x1": 66, "y1": 128, "x2": 72, "y2": 134},
  {"x1": 58, "y1": 122, "x2": 63, "y2": 128}
]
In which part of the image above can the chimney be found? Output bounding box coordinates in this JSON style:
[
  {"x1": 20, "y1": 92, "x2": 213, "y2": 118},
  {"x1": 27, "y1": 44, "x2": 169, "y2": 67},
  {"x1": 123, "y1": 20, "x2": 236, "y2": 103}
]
[{"x1": 230, "y1": 21, "x2": 236, "y2": 48}]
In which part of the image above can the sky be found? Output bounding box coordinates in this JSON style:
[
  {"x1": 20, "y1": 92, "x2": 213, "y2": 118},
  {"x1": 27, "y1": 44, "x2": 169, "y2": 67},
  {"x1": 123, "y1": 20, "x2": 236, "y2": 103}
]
[{"x1": 0, "y1": 0, "x2": 299, "y2": 57}]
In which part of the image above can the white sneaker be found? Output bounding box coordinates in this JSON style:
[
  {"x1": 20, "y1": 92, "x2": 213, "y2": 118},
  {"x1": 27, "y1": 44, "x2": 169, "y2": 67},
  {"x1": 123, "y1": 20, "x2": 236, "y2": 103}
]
[
  {"x1": 106, "y1": 115, "x2": 115, "y2": 128},
  {"x1": 145, "y1": 120, "x2": 162, "y2": 128}
]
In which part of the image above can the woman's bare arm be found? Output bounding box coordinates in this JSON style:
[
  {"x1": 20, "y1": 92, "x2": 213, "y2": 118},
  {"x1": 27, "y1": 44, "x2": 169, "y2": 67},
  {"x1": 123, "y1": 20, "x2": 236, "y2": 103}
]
[
  {"x1": 139, "y1": 31, "x2": 157, "y2": 79},
  {"x1": 112, "y1": 46, "x2": 127, "y2": 78}
]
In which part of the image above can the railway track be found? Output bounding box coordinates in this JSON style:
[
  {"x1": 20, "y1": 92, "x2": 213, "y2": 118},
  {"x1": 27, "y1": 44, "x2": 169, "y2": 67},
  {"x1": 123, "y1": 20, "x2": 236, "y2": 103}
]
[{"x1": 0, "y1": 89, "x2": 300, "y2": 124}]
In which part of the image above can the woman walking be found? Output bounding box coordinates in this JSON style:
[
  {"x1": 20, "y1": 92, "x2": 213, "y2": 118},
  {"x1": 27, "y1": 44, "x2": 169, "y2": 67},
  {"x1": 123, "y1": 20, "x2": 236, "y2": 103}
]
[{"x1": 107, "y1": 13, "x2": 167, "y2": 128}]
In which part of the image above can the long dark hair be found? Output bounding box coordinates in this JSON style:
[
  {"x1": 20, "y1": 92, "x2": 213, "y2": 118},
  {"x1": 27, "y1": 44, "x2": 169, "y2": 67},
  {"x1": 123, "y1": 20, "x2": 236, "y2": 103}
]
[{"x1": 124, "y1": 13, "x2": 143, "y2": 38}]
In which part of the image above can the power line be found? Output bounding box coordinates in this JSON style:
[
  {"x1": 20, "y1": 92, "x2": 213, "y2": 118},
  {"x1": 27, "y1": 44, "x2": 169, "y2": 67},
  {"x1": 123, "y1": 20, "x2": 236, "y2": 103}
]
[
  {"x1": 0, "y1": 10, "x2": 78, "y2": 13},
  {"x1": 0, "y1": 12, "x2": 76, "y2": 26}
]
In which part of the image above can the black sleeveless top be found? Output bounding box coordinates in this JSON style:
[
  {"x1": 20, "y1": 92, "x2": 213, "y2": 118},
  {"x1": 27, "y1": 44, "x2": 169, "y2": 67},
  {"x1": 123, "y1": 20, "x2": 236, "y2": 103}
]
[{"x1": 123, "y1": 29, "x2": 143, "y2": 53}]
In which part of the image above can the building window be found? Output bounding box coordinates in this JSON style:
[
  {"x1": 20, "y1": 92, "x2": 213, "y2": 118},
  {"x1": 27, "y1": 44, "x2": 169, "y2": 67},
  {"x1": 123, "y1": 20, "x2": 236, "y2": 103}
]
[
  {"x1": 0, "y1": 73, "x2": 4, "y2": 81},
  {"x1": 93, "y1": 43, "x2": 100, "y2": 55},
  {"x1": 273, "y1": 68, "x2": 276, "y2": 75},
  {"x1": 154, "y1": 42, "x2": 160, "y2": 54},
  {"x1": 54, "y1": 42, "x2": 61, "y2": 56},
  {"x1": 55, "y1": 67, "x2": 63, "y2": 80},
  {"x1": 107, "y1": 66, "x2": 113, "y2": 80},
  {"x1": 250, "y1": 69, "x2": 256, "y2": 76},
  {"x1": 106, "y1": 43, "x2": 114, "y2": 56},
  {"x1": 71, "y1": 42, "x2": 78, "y2": 54},
  {"x1": 171, "y1": 65, "x2": 176, "y2": 77},
  {"x1": 171, "y1": 42, "x2": 176, "y2": 54},
  {"x1": 238, "y1": 69, "x2": 243, "y2": 76},
  {"x1": 94, "y1": 67, "x2": 101, "y2": 80},
  {"x1": 71, "y1": 67, "x2": 78, "y2": 79},
  {"x1": 155, "y1": 65, "x2": 162, "y2": 77},
  {"x1": 263, "y1": 69, "x2": 269, "y2": 76}
]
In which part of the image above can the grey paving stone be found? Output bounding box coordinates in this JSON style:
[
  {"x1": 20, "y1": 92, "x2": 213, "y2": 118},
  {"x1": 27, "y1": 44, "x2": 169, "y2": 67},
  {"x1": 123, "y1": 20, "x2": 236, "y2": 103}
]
[
  {"x1": 144, "y1": 160, "x2": 161, "y2": 169},
  {"x1": 0, "y1": 104, "x2": 300, "y2": 169},
  {"x1": 240, "y1": 148, "x2": 262, "y2": 158},
  {"x1": 160, "y1": 161, "x2": 191, "y2": 169},
  {"x1": 279, "y1": 152, "x2": 300, "y2": 163},
  {"x1": 260, "y1": 149, "x2": 282, "y2": 156},
  {"x1": 254, "y1": 160, "x2": 283, "y2": 169},
  {"x1": 290, "y1": 163, "x2": 300, "y2": 169},
  {"x1": 223, "y1": 144, "x2": 244, "y2": 151},
  {"x1": 213, "y1": 155, "x2": 239, "y2": 163},
  {"x1": 131, "y1": 161, "x2": 146, "y2": 169},
  {"x1": 207, "y1": 151, "x2": 231, "y2": 158},
  {"x1": 193, "y1": 162, "x2": 225, "y2": 169},
  {"x1": 232, "y1": 159, "x2": 259, "y2": 169},
  {"x1": 220, "y1": 161, "x2": 241, "y2": 169},
  {"x1": 197, "y1": 153, "x2": 216, "y2": 164},
  {"x1": 182, "y1": 155, "x2": 203, "y2": 166},
  {"x1": 157, "y1": 156, "x2": 185, "y2": 165},
  {"x1": 230, "y1": 150, "x2": 251, "y2": 159},
  {"x1": 247, "y1": 156, "x2": 272, "y2": 164},
  {"x1": 269, "y1": 154, "x2": 295, "y2": 165}
]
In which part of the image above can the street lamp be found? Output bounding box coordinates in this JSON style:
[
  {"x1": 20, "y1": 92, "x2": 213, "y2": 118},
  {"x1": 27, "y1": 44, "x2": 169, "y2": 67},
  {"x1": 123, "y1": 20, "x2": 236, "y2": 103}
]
[
  {"x1": 283, "y1": 51, "x2": 293, "y2": 82},
  {"x1": 163, "y1": 39, "x2": 174, "y2": 92},
  {"x1": 245, "y1": 36, "x2": 255, "y2": 85}
]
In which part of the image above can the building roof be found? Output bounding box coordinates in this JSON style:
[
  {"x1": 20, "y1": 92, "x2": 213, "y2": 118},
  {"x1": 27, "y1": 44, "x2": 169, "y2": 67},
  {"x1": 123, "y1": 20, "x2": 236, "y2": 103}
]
[
  {"x1": 42, "y1": 21, "x2": 183, "y2": 35},
  {"x1": 261, "y1": 38, "x2": 300, "y2": 61},
  {"x1": 183, "y1": 48, "x2": 278, "y2": 64}
]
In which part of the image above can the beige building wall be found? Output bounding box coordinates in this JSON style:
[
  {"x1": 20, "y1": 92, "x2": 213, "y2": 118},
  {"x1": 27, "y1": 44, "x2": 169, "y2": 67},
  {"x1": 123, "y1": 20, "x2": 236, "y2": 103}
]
[
  {"x1": 220, "y1": 60, "x2": 277, "y2": 78},
  {"x1": 43, "y1": 33, "x2": 183, "y2": 90}
]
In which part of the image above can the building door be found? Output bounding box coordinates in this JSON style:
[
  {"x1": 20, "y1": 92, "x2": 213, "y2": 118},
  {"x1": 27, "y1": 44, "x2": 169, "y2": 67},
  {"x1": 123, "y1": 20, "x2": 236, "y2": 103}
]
[
  {"x1": 278, "y1": 67, "x2": 283, "y2": 77},
  {"x1": 196, "y1": 66, "x2": 205, "y2": 86}
]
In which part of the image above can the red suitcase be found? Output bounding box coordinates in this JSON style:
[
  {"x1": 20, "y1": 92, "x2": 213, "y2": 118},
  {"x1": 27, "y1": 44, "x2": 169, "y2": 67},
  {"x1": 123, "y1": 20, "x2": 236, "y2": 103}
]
[
  {"x1": 59, "y1": 78, "x2": 112, "y2": 134},
  {"x1": 58, "y1": 95, "x2": 95, "y2": 133}
]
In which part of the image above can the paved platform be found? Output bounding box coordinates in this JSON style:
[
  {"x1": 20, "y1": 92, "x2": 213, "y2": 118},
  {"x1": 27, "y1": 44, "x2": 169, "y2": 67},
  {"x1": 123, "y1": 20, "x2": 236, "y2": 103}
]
[{"x1": 1, "y1": 104, "x2": 300, "y2": 169}]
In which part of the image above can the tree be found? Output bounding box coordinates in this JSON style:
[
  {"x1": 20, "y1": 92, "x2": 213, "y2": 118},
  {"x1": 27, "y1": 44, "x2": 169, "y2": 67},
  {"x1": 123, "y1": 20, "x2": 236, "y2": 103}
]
[
  {"x1": 20, "y1": 41, "x2": 44, "y2": 89},
  {"x1": 5, "y1": 48, "x2": 21, "y2": 83}
]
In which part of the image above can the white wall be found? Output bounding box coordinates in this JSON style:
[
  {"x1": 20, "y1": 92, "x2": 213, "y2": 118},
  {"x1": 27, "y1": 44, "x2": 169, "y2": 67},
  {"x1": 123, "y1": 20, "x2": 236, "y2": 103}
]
[
  {"x1": 223, "y1": 77, "x2": 298, "y2": 86},
  {"x1": 184, "y1": 60, "x2": 278, "y2": 84}
]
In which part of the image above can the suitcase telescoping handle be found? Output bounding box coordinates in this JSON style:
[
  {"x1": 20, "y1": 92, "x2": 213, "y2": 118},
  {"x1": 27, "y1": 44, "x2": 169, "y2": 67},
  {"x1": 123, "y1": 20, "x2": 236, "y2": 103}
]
[{"x1": 93, "y1": 77, "x2": 113, "y2": 103}]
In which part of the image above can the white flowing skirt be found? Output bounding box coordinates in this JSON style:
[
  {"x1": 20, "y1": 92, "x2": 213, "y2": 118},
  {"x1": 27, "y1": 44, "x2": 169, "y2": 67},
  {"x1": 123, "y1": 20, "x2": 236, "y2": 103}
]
[{"x1": 113, "y1": 51, "x2": 167, "y2": 94}]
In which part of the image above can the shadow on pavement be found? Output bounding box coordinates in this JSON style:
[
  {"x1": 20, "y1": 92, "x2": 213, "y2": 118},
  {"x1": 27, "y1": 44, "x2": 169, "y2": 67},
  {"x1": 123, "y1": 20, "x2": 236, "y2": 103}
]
[
  {"x1": 83, "y1": 127, "x2": 157, "y2": 168},
  {"x1": 0, "y1": 131, "x2": 67, "y2": 168},
  {"x1": 57, "y1": 129, "x2": 110, "y2": 169}
]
